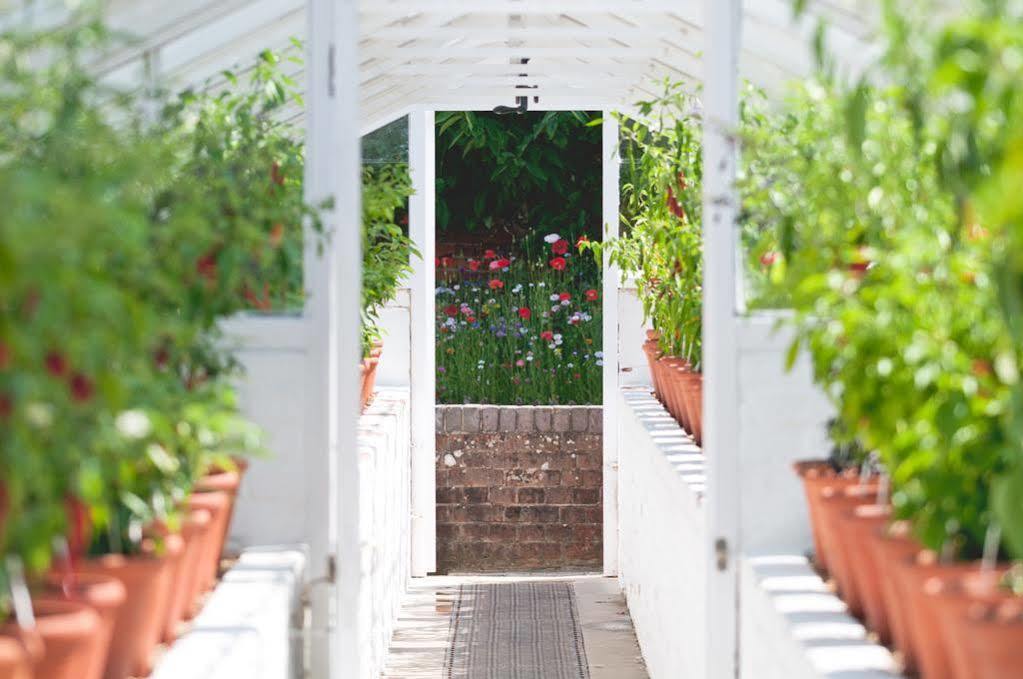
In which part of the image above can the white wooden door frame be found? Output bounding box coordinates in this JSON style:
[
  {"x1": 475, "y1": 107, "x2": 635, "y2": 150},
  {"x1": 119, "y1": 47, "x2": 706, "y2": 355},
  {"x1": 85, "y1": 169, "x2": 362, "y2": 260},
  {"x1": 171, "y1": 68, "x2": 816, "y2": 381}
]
[
  {"x1": 409, "y1": 109, "x2": 438, "y2": 577},
  {"x1": 702, "y1": 0, "x2": 743, "y2": 677},
  {"x1": 601, "y1": 112, "x2": 621, "y2": 577}
]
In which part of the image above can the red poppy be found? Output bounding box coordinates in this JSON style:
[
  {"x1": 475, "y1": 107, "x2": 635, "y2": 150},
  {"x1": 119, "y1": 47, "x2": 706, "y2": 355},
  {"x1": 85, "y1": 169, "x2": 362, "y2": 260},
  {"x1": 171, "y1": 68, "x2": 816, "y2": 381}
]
[
  {"x1": 466, "y1": 316, "x2": 477, "y2": 324},
  {"x1": 490, "y1": 258, "x2": 510, "y2": 270},
  {"x1": 441, "y1": 256, "x2": 454, "y2": 268},
  {"x1": 760, "y1": 251, "x2": 778, "y2": 267},
  {"x1": 518, "y1": 307, "x2": 532, "y2": 320},
  {"x1": 484, "y1": 249, "x2": 497, "y2": 260},
  {"x1": 559, "y1": 292, "x2": 571, "y2": 302},
  {"x1": 551, "y1": 239, "x2": 569, "y2": 255},
  {"x1": 69, "y1": 373, "x2": 94, "y2": 403},
  {"x1": 585, "y1": 289, "x2": 599, "y2": 302},
  {"x1": 434, "y1": 257, "x2": 440, "y2": 267},
  {"x1": 541, "y1": 330, "x2": 554, "y2": 342},
  {"x1": 549, "y1": 257, "x2": 567, "y2": 271},
  {"x1": 468, "y1": 260, "x2": 480, "y2": 272},
  {"x1": 45, "y1": 351, "x2": 67, "y2": 377},
  {"x1": 489, "y1": 279, "x2": 504, "y2": 290},
  {"x1": 444, "y1": 304, "x2": 458, "y2": 317}
]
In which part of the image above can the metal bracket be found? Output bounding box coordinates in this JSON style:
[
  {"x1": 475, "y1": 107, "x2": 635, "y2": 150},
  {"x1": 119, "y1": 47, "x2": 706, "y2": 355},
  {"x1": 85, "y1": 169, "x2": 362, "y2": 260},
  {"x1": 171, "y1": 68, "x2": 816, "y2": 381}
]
[{"x1": 714, "y1": 537, "x2": 729, "y2": 571}]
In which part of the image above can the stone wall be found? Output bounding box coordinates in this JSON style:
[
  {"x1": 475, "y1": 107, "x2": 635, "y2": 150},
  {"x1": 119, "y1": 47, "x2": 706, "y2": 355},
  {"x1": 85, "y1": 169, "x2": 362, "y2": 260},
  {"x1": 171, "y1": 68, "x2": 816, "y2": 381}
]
[{"x1": 435, "y1": 405, "x2": 603, "y2": 572}]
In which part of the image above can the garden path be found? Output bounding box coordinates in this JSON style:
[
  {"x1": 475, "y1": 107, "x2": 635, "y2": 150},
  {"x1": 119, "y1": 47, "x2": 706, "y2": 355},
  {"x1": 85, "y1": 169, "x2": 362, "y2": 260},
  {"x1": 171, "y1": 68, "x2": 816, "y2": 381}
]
[{"x1": 381, "y1": 574, "x2": 648, "y2": 679}]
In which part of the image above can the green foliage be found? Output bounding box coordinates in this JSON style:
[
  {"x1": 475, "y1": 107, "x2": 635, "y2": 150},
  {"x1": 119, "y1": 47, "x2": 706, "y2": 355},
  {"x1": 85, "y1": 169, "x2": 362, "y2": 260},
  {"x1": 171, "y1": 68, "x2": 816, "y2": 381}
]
[
  {"x1": 435, "y1": 110, "x2": 602, "y2": 244},
  {"x1": 362, "y1": 165, "x2": 417, "y2": 355},
  {"x1": 585, "y1": 82, "x2": 703, "y2": 366},
  {"x1": 742, "y1": 0, "x2": 1023, "y2": 558},
  {"x1": 436, "y1": 237, "x2": 602, "y2": 405}
]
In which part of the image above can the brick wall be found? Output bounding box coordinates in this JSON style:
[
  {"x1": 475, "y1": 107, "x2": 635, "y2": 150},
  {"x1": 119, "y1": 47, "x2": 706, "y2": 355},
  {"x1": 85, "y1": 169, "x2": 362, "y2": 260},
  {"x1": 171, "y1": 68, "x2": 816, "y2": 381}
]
[{"x1": 435, "y1": 405, "x2": 603, "y2": 572}]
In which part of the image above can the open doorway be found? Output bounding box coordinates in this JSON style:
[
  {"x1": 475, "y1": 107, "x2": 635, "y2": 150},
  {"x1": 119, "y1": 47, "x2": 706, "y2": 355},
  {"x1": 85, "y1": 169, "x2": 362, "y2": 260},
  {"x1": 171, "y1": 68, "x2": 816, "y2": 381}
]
[{"x1": 430, "y1": 110, "x2": 608, "y2": 573}]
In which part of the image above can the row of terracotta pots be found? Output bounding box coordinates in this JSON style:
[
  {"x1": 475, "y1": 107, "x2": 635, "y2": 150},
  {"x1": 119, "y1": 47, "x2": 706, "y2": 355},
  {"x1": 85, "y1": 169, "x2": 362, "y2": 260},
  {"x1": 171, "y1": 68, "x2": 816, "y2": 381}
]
[
  {"x1": 0, "y1": 463, "x2": 246, "y2": 679},
  {"x1": 359, "y1": 341, "x2": 383, "y2": 412},
  {"x1": 794, "y1": 460, "x2": 1022, "y2": 679},
  {"x1": 642, "y1": 330, "x2": 703, "y2": 446}
]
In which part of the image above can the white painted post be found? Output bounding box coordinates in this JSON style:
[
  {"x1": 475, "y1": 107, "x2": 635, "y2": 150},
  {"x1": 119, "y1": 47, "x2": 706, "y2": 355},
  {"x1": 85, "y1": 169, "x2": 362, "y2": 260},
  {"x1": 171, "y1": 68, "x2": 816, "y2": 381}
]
[
  {"x1": 409, "y1": 109, "x2": 437, "y2": 577},
  {"x1": 702, "y1": 1, "x2": 743, "y2": 678},
  {"x1": 304, "y1": 0, "x2": 364, "y2": 677},
  {"x1": 601, "y1": 112, "x2": 620, "y2": 577}
]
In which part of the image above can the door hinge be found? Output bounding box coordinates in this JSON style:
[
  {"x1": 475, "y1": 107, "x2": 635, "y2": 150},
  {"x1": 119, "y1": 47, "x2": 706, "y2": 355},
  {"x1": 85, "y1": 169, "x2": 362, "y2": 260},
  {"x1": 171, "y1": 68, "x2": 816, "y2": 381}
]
[
  {"x1": 327, "y1": 43, "x2": 336, "y2": 97},
  {"x1": 326, "y1": 553, "x2": 337, "y2": 583},
  {"x1": 714, "y1": 537, "x2": 729, "y2": 571}
]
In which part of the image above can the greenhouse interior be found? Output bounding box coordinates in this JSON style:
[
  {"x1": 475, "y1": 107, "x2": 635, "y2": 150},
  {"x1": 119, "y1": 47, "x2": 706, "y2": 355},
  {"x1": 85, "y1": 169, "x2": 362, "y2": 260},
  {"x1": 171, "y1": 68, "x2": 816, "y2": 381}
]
[{"x1": 2, "y1": 0, "x2": 1023, "y2": 678}]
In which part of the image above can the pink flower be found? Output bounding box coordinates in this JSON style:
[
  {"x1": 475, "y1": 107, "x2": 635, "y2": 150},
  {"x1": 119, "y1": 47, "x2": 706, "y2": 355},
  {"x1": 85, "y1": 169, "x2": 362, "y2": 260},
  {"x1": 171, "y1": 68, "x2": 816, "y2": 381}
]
[
  {"x1": 484, "y1": 249, "x2": 497, "y2": 260},
  {"x1": 549, "y1": 257, "x2": 567, "y2": 271},
  {"x1": 489, "y1": 279, "x2": 504, "y2": 290},
  {"x1": 541, "y1": 330, "x2": 554, "y2": 342},
  {"x1": 516, "y1": 359, "x2": 526, "y2": 367},
  {"x1": 468, "y1": 260, "x2": 480, "y2": 272},
  {"x1": 490, "y1": 257, "x2": 511, "y2": 270}
]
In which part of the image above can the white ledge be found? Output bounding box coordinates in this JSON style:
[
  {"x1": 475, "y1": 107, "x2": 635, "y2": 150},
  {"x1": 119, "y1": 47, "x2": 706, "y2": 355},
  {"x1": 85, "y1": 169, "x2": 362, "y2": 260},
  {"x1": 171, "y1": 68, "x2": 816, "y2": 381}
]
[
  {"x1": 741, "y1": 555, "x2": 901, "y2": 679},
  {"x1": 620, "y1": 387, "x2": 705, "y2": 501},
  {"x1": 152, "y1": 545, "x2": 307, "y2": 679}
]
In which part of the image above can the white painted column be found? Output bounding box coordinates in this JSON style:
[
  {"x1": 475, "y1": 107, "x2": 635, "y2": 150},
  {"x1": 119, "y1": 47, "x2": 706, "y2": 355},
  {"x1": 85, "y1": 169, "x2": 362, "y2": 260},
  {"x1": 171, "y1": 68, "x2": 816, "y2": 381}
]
[
  {"x1": 601, "y1": 113, "x2": 620, "y2": 577},
  {"x1": 702, "y1": 1, "x2": 743, "y2": 678},
  {"x1": 408, "y1": 109, "x2": 437, "y2": 577},
  {"x1": 303, "y1": 0, "x2": 364, "y2": 677}
]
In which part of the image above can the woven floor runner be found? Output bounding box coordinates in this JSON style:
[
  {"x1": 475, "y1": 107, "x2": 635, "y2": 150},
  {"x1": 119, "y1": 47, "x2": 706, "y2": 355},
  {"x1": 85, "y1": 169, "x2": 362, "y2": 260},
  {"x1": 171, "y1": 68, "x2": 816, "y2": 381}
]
[{"x1": 443, "y1": 581, "x2": 591, "y2": 679}]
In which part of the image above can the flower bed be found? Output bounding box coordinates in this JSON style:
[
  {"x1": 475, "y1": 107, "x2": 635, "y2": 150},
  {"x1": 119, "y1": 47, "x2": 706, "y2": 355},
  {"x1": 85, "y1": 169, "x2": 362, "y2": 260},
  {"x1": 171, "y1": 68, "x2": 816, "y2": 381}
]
[{"x1": 435, "y1": 234, "x2": 602, "y2": 405}]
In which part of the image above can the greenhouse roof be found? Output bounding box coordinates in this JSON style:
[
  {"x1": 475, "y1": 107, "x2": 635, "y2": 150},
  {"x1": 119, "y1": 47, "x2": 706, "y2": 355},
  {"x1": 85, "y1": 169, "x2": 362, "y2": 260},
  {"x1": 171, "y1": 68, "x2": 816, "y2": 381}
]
[{"x1": 4, "y1": 0, "x2": 882, "y2": 133}]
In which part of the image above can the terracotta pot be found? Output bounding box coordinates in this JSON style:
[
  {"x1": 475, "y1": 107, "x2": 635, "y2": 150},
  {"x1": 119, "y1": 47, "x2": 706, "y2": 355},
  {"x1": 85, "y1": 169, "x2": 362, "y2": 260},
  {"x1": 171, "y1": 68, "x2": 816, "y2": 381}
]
[
  {"x1": 642, "y1": 339, "x2": 664, "y2": 403},
  {"x1": 162, "y1": 510, "x2": 211, "y2": 641},
  {"x1": 76, "y1": 549, "x2": 173, "y2": 679},
  {"x1": 682, "y1": 372, "x2": 703, "y2": 446},
  {"x1": 0, "y1": 635, "x2": 33, "y2": 679},
  {"x1": 30, "y1": 597, "x2": 103, "y2": 679},
  {"x1": 186, "y1": 491, "x2": 232, "y2": 607},
  {"x1": 866, "y1": 520, "x2": 922, "y2": 673},
  {"x1": 0, "y1": 625, "x2": 43, "y2": 679},
  {"x1": 949, "y1": 600, "x2": 1023, "y2": 679},
  {"x1": 360, "y1": 341, "x2": 383, "y2": 412},
  {"x1": 815, "y1": 482, "x2": 879, "y2": 618},
  {"x1": 667, "y1": 359, "x2": 695, "y2": 434},
  {"x1": 890, "y1": 549, "x2": 971, "y2": 679},
  {"x1": 358, "y1": 361, "x2": 369, "y2": 412},
  {"x1": 145, "y1": 533, "x2": 184, "y2": 652},
  {"x1": 836, "y1": 503, "x2": 892, "y2": 643},
  {"x1": 658, "y1": 357, "x2": 689, "y2": 430},
  {"x1": 194, "y1": 472, "x2": 241, "y2": 584},
  {"x1": 792, "y1": 461, "x2": 860, "y2": 574},
  {"x1": 45, "y1": 572, "x2": 127, "y2": 679}
]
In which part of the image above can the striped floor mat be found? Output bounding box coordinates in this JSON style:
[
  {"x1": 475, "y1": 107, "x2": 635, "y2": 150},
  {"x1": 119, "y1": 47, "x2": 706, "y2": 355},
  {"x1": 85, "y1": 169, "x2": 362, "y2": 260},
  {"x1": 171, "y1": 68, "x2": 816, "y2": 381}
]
[{"x1": 443, "y1": 581, "x2": 591, "y2": 679}]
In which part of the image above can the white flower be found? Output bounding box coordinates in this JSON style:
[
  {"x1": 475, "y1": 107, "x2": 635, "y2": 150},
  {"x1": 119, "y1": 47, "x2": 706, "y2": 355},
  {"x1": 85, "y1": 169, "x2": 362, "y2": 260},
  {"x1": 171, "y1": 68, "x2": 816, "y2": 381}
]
[
  {"x1": 544, "y1": 233, "x2": 562, "y2": 244},
  {"x1": 560, "y1": 300, "x2": 570, "y2": 307},
  {"x1": 596, "y1": 359, "x2": 605, "y2": 367},
  {"x1": 537, "y1": 282, "x2": 546, "y2": 288},
  {"x1": 567, "y1": 363, "x2": 574, "y2": 368},
  {"x1": 453, "y1": 285, "x2": 460, "y2": 291},
  {"x1": 25, "y1": 402, "x2": 54, "y2": 428},
  {"x1": 595, "y1": 351, "x2": 605, "y2": 358},
  {"x1": 549, "y1": 293, "x2": 560, "y2": 301},
  {"x1": 116, "y1": 410, "x2": 151, "y2": 439},
  {"x1": 512, "y1": 284, "x2": 523, "y2": 293}
]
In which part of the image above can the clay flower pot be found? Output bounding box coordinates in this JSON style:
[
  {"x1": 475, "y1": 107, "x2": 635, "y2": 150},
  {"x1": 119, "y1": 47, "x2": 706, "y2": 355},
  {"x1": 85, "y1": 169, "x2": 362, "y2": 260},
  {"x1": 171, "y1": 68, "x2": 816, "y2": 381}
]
[
  {"x1": 931, "y1": 568, "x2": 1014, "y2": 679},
  {"x1": 658, "y1": 357, "x2": 688, "y2": 430},
  {"x1": 836, "y1": 503, "x2": 891, "y2": 643},
  {"x1": 46, "y1": 572, "x2": 127, "y2": 679},
  {"x1": 162, "y1": 509, "x2": 212, "y2": 641},
  {"x1": 681, "y1": 371, "x2": 703, "y2": 446},
  {"x1": 890, "y1": 549, "x2": 969, "y2": 679},
  {"x1": 146, "y1": 533, "x2": 185, "y2": 652},
  {"x1": 866, "y1": 520, "x2": 922, "y2": 673},
  {"x1": 0, "y1": 625, "x2": 43, "y2": 679},
  {"x1": 815, "y1": 482, "x2": 879, "y2": 618},
  {"x1": 76, "y1": 548, "x2": 173, "y2": 679},
  {"x1": 30, "y1": 597, "x2": 103, "y2": 679},
  {"x1": 186, "y1": 490, "x2": 232, "y2": 606},
  {"x1": 360, "y1": 341, "x2": 384, "y2": 411},
  {"x1": 194, "y1": 471, "x2": 242, "y2": 585},
  {"x1": 792, "y1": 461, "x2": 860, "y2": 574},
  {"x1": 642, "y1": 337, "x2": 664, "y2": 402},
  {"x1": 950, "y1": 601, "x2": 1023, "y2": 679}
]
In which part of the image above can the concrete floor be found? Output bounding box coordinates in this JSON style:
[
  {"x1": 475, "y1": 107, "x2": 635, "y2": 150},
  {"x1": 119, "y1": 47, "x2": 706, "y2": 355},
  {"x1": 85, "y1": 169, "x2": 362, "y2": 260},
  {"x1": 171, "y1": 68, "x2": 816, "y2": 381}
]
[{"x1": 381, "y1": 574, "x2": 648, "y2": 679}]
